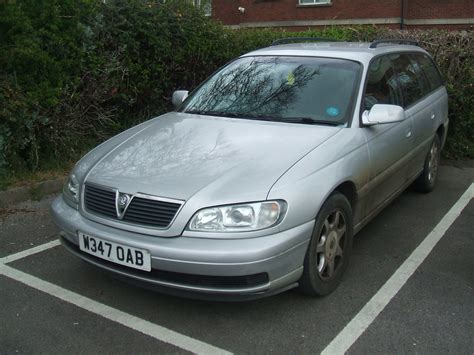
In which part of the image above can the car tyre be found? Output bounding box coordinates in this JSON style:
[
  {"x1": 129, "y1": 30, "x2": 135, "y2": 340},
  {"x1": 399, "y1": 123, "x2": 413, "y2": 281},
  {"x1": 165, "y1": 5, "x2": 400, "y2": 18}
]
[
  {"x1": 415, "y1": 135, "x2": 441, "y2": 193},
  {"x1": 299, "y1": 192, "x2": 353, "y2": 296}
]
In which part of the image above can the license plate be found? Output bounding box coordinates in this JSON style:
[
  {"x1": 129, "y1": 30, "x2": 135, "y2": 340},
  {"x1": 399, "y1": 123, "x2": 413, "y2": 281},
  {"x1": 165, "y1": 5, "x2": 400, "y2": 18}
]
[{"x1": 78, "y1": 232, "x2": 151, "y2": 272}]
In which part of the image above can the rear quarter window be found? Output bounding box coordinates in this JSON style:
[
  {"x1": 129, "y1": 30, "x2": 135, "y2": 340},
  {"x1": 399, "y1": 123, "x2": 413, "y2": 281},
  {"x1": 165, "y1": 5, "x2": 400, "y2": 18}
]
[{"x1": 411, "y1": 53, "x2": 444, "y2": 92}]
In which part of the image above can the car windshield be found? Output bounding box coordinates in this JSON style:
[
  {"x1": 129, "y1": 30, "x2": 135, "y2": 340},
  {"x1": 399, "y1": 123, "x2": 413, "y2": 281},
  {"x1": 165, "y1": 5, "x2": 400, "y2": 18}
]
[{"x1": 182, "y1": 56, "x2": 361, "y2": 126}]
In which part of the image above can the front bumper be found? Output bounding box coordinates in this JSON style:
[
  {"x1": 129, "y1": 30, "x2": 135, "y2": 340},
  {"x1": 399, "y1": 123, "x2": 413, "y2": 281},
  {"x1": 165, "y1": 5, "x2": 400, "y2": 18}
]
[{"x1": 51, "y1": 196, "x2": 313, "y2": 300}]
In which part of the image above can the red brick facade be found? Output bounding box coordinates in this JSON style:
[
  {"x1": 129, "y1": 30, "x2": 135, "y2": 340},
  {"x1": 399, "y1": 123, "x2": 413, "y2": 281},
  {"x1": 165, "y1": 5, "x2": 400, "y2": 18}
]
[{"x1": 212, "y1": 0, "x2": 474, "y2": 30}]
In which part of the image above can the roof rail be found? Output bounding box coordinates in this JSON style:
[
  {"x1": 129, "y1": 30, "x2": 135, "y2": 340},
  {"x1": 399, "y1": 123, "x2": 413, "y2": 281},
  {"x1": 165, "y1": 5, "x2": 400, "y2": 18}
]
[
  {"x1": 370, "y1": 39, "x2": 420, "y2": 49},
  {"x1": 271, "y1": 37, "x2": 339, "y2": 46}
]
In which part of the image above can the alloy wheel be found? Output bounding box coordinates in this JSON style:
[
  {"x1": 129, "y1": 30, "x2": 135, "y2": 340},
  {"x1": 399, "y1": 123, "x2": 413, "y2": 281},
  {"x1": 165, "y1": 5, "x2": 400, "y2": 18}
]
[
  {"x1": 428, "y1": 141, "x2": 439, "y2": 183},
  {"x1": 315, "y1": 209, "x2": 346, "y2": 280}
]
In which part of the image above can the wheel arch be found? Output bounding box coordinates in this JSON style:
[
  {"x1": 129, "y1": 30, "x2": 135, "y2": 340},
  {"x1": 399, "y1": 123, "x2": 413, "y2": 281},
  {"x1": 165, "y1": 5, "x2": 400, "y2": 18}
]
[
  {"x1": 333, "y1": 181, "x2": 357, "y2": 214},
  {"x1": 436, "y1": 123, "x2": 447, "y2": 150}
]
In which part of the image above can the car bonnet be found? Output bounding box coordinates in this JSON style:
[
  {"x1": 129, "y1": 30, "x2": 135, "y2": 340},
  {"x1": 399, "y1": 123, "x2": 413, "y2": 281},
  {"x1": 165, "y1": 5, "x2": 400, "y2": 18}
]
[{"x1": 84, "y1": 112, "x2": 341, "y2": 205}]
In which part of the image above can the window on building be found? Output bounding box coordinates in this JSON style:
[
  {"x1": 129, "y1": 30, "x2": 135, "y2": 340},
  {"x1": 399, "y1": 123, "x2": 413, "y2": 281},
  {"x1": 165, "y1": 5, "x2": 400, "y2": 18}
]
[
  {"x1": 193, "y1": 0, "x2": 211, "y2": 16},
  {"x1": 299, "y1": 0, "x2": 331, "y2": 5}
]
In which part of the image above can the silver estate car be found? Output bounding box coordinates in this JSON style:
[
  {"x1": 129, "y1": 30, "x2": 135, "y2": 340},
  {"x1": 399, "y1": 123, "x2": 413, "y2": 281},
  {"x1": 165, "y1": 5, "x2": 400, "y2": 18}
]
[{"x1": 51, "y1": 39, "x2": 448, "y2": 300}]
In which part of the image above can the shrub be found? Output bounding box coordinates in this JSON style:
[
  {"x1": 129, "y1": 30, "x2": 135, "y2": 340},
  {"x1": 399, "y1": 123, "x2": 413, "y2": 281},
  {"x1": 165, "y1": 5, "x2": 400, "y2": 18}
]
[
  {"x1": 0, "y1": 0, "x2": 99, "y2": 178},
  {"x1": 0, "y1": 0, "x2": 234, "y2": 179}
]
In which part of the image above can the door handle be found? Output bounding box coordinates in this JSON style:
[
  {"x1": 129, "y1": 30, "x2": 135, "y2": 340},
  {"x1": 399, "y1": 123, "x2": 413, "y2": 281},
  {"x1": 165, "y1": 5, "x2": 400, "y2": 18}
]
[
  {"x1": 406, "y1": 131, "x2": 412, "y2": 138},
  {"x1": 430, "y1": 113, "x2": 435, "y2": 120}
]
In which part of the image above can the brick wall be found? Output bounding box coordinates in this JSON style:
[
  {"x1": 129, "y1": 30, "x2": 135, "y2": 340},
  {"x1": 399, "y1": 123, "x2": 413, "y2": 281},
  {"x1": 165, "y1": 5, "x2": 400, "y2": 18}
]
[
  {"x1": 212, "y1": 0, "x2": 240, "y2": 25},
  {"x1": 212, "y1": 0, "x2": 474, "y2": 29},
  {"x1": 406, "y1": 0, "x2": 473, "y2": 20}
]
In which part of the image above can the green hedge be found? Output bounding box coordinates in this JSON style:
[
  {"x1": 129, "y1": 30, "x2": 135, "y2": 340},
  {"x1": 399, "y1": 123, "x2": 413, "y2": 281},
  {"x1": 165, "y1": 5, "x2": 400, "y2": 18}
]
[
  {"x1": 0, "y1": 0, "x2": 472, "y2": 183},
  {"x1": 0, "y1": 0, "x2": 233, "y2": 180}
]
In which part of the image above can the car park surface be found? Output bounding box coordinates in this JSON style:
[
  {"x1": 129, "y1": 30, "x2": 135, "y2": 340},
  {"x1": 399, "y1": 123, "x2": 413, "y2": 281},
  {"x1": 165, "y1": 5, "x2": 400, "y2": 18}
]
[{"x1": 1, "y1": 163, "x2": 472, "y2": 353}]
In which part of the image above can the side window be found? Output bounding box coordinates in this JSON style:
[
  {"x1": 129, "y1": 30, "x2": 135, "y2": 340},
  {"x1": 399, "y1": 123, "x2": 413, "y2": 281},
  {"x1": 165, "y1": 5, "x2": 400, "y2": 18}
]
[
  {"x1": 390, "y1": 53, "x2": 424, "y2": 108},
  {"x1": 408, "y1": 54, "x2": 431, "y2": 97},
  {"x1": 364, "y1": 56, "x2": 403, "y2": 110},
  {"x1": 413, "y1": 53, "x2": 443, "y2": 92}
]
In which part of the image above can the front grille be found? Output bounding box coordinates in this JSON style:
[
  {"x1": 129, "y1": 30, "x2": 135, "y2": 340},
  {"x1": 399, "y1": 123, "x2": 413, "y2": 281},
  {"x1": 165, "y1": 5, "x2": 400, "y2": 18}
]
[
  {"x1": 84, "y1": 184, "x2": 116, "y2": 218},
  {"x1": 84, "y1": 183, "x2": 182, "y2": 228},
  {"x1": 122, "y1": 197, "x2": 181, "y2": 227}
]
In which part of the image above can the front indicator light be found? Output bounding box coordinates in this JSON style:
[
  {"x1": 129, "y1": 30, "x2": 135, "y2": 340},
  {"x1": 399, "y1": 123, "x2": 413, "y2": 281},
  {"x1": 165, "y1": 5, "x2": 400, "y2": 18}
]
[{"x1": 63, "y1": 173, "x2": 79, "y2": 208}]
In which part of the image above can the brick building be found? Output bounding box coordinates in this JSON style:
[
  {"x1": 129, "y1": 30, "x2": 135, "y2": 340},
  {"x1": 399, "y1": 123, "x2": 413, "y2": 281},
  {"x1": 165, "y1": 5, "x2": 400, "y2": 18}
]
[{"x1": 211, "y1": 0, "x2": 474, "y2": 30}]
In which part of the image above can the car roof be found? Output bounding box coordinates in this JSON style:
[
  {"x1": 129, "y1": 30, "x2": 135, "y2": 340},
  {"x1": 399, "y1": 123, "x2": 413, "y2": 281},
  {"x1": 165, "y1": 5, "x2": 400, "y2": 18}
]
[{"x1": 241, "y1": 42, "x2": 429, "y2": 65}]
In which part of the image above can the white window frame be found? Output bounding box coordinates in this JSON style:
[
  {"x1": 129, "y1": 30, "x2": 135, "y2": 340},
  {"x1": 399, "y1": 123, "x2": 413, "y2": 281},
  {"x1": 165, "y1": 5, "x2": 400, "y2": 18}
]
[
  {"x1": 192, "y1": 0, "x2": 212, "y2": 16},
  {"x1": 298, "y1": 0, "x2": 331, "y2": 6}
]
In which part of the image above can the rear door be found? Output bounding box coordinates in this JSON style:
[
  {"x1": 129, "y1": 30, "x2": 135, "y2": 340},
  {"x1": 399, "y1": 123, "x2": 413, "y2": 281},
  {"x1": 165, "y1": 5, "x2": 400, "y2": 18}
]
[{"x1": 409, "y1": 53, "x2": 447, "y2": 171}]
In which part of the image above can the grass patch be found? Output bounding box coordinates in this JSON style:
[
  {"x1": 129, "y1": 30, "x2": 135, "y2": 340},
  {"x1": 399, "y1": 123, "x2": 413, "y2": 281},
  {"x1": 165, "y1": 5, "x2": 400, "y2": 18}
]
[{"x1": 0, "y1": 161, "x2": 73, "y2": 191}]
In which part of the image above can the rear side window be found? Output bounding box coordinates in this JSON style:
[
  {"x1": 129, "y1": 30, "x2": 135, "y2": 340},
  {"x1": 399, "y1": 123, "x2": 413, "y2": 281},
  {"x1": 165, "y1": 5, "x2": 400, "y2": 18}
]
[
  {"x1": 408, "y1": 55, "x2": 432, "y2": 97},
  {"x1": 411, "y1": 53, "x2": 443, "y2": 92},
  {"x1": 364, "y1": 55, "x2": 403, "y2": 110},
  {"x1": 390, "y1": 53, "x2": 425, "y2": 108}
]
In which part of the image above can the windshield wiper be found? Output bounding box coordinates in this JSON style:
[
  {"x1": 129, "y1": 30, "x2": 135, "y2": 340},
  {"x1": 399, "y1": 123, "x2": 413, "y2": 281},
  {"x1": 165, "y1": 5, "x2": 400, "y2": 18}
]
[
  {"x1": 249, "y1": 116, "x2": 342, "y2": 126},
  {"x1": 273, "y1": 117, "x2": 343, "y2": 126},
  {"x1": 185, "y1": 111, "x2": 342, "y2": 126},
  {"x1": 185, "y1": 110, "x2": 253, "y2": 119},
  {"x1": 227, "y1": 114, "x2": 343, "y2": 126},
  {"x1": 185, "y1": 110, "x2": 224, "y2": 116}
]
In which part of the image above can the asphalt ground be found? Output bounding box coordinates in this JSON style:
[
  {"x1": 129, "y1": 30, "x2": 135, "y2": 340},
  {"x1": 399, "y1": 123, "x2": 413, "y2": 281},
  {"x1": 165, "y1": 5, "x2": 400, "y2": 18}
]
[{"x1": 0, "y1": 164, "x2": 473, "y2": 354}]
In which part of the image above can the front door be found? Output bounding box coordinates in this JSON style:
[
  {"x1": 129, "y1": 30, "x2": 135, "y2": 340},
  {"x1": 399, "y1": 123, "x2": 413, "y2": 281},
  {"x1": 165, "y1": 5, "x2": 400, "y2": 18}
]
[{"x1": 362, "y1": 54, "x2": 415, "y2": 214}]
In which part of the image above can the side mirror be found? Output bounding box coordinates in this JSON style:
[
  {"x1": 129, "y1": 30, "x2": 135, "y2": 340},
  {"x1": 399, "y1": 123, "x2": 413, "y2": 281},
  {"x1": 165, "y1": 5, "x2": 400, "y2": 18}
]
[
  {"x1": 362, "y1": 104, "x2": 405, "y2": 126},
  {"x1": 172, "y1": 90, "x2": 189, "y2": 108}
]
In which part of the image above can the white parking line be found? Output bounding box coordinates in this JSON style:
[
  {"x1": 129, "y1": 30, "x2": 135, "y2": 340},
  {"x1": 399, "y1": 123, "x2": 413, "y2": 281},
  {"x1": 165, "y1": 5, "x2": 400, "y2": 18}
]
[
  {"x1": 1, "y1": 239, "x2": 232, "y2": 354},
  {"x1": 321, "y1": 183, "x2": 474, "y2": 355},
  {"x1": 0, "y1": 239, "x2": 60, "y2": 265},
  {"x1": 0, "y1": 264, "x2": 232, "y2": 355}
]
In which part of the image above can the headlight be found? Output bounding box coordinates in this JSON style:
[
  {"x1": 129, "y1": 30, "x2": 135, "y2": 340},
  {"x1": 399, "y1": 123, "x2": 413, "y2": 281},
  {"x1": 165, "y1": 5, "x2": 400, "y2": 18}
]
[
  {"x1": 63, "y1": 173, "x2": 79, "y2": 208},
  {"x1": 188, "y1": 201, "x2": 287, "y2": 232}
]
